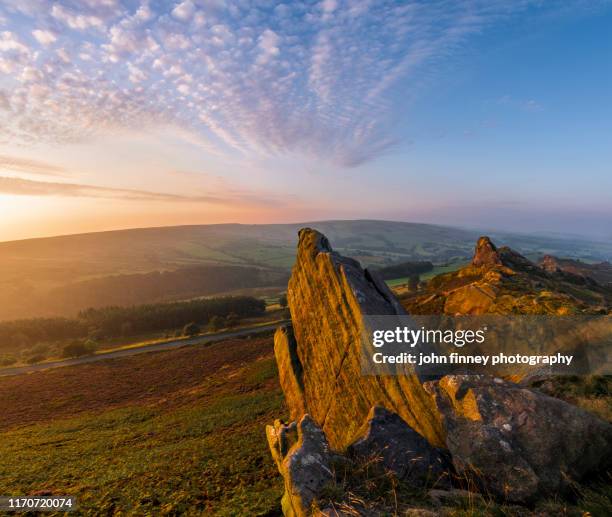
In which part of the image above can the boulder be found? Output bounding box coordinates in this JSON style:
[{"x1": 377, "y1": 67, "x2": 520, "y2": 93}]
[
  {"x1": 425, "y1": 375, "x2": 612, "y2": 503},
  {"x1": 283, "y1": 228, "x2": 444, "y2": 449},
  {"x1": 267, "y1": 415, "x2": 334, "y2": 517},
  {"x1": 348, "y1": 406, "x2": 451, "y2": 488},
  {"x1": 472, "y1": 236, "x2": 503, "y2": 268}
]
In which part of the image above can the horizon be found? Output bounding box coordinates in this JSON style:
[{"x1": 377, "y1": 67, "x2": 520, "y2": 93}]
[
  {"x1": 1, "y1": 1, "x2": 611, "y2": 241},
  {"x1": 0, "y1": 217, "x2": 609, "y2": 246}
]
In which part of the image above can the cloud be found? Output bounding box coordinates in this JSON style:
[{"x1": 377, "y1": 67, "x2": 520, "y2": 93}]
[
  {"x1": 31, "y1": 29, "x2": 56, "y2": 46},
  {"x1": 0, "y1": 31, "x2": 29, "y2": 53},
  {"x1": 0, "y1": 175, "x2": 227, "y2": 203},
  {"x1": 0, "y1": 0, "x2": 589, "y2": 167},
  {"x1": 256, "y1": 29, "x2": 280, "y2": 64},
  {"x1": 0, "y1": 155, "x2": 67, "y2": 176},
  {"x1": 171, "y1": 1, "x2": 195, "y2": 22},
  {"x1": 50, "y1": 5, "x2": 104, "y2": 30},
  {"x1": 0, "y1": 175, "x2": 281, "y2": 207}
]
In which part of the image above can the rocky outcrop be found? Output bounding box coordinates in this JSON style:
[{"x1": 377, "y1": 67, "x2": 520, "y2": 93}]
[
  {"x1": 406, "y1": 236, "x2": 611, "y2": 315},
  {"x1": 348, "y1": 406, "x2": 451, "y2": 487},
  {"x1": 472, "y1": 236, "x2": 503, "y2": 268},
  {"x1": 425, "y1": 375, "x2": 612, "y2": 503},
  {"x1": 268, "y1": 229, "x2": 612, "y2": 514},
  {"x1": 540, "y1": 255, "x2": 562, "y2": 274},
  {"x1": 282, "y1": 228, "x2": 444, "y2": 449},
  {"x1": 267, "y1": 415, "x2": 333, "y2": 517}
]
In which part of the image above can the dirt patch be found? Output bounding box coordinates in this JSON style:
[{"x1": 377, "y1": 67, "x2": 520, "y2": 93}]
[{"x1": 0, "y1": 336, "x2": 275, "y2": 431}]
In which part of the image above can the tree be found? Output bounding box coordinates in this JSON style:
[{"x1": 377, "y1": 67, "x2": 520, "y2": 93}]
[
  {"x1": 278, "y1": 294, "x2": 288, "y2": 308},
  {"x1": 208, "y1": 315, "x2": 224, "y2": 332},
  {"x1": 225, "y1": 312, "x2": 239, "y2": 328},
  {"x1": 120, "y1": 321, "x2": 133, "y2": 337},
  {"x1": 62, "y1": 341, "x2": 91, "y2": 358},
  {"x1": 408, "y1": 274, "x2": 420, "y2": 291},
  {"x1": 183, "y1": 322, "x2": 200, "y2": 337},
  {"x1": 0, "y1": 355, "x2": 16, "y2": 367}
]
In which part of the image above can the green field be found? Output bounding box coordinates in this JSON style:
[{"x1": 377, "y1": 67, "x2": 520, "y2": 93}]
[
  {"x1": 385, "y1": 260, "x2": 469, "y2": 288},
  {"x1": 0, "y1": 393, "x2": 283, "y2": 515},
  {"x1": 0, "y1": 338, "x2": 285, "y2": 516}
]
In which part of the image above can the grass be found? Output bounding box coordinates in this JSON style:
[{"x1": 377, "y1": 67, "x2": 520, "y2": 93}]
[
  {"x1": 385, "y1": 260, "x2": 469, "y2": 289},
  {"x1": 0, "y1": 334, "x2": 609, "y2": 516},
  {"x1": 421, "y1": 261, "x2": 470, "y2": 281},
  {"x1": 0, "y1": 336, "x2": 286, "y2": 516},
  {"x1": 0, "y1": 393, "x2": 284, "y2": 516}
]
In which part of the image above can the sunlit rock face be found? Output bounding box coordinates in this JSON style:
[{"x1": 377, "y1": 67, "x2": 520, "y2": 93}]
[
  {"x1": 277, "y1": 228, "x2": 445, "y2": 449},
  {"x1": 426, "y1": 375, "x2": 612, "y2": 502}
]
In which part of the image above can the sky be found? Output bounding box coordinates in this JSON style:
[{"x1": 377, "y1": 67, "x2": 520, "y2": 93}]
[{"x1": 0, "y1": 0, "x2": 610, "y2": 242}]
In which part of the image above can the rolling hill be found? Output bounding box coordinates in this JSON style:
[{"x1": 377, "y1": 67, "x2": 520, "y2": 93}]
[{"x1": 1, "y1": 220, "x2": 611, "y2": 320}]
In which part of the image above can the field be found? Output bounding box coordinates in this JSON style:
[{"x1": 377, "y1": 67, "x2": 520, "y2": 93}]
[
  {"x1": 0, "y1": 336, "x2": 286, "y2": 516},
  {"x1": 1, "y1": 332, "x2": 610, "y2": 516},
  {"x1": 386, "y1": 260, "x2": 469, "y2": 289},
  {"x1": 2, "y1": 220, "x2": 611, "y2": 320}
]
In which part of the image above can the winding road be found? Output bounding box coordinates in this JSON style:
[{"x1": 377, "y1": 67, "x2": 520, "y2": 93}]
[{"x1": 0, "y1": 321, "x2": 287, "y2": 378}]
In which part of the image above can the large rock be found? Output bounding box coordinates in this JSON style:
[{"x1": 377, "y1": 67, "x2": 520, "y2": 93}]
[
  {"x1": 471, "y1": 236, "x2": 503, "y2": 268},
  {"x1": 267, "y1": 415, "x2": 333, "y2": 517},
  {"x1": 279, "y1": 228, "x2": 444, "y2": 449},
  {"x1": 425, "y1": 375, "x2": 612, "y2": 503},
  {"x1": 269, "y1": 229, "x2": 612, "y2": 511},
  {"x1": 348, "y1": 406, "x2": 451, "y2": 488}
]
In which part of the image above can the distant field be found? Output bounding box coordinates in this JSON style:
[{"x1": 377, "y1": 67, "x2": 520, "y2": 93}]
[
  {"x1": 1, "y1": 219, "x2": 611, "y2": 320},
  {"x1": 386, "y1": 260, "x2": 469, "y2": 288},
  {"x1": 0, "y1": 336, "x2": 285, "y2": 515}
]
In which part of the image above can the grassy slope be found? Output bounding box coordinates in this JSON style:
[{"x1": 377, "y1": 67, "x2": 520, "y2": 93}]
[
  {"x1": 0, "y1": 334, "x2": 609, "y2": 516},
  {"x1": 0, "y1": 337, "x2": 285, "y2": 516}
]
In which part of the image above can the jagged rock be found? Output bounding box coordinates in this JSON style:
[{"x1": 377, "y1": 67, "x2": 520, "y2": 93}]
[
  {"x1": 425, "y1": 375, "x2": 612, "y2": 503},
  {"x1": 540, "y1": 255, "x2": 561, "y2": 273},
  {"x1": 406, "y1": 236, "x2": 611, "y2": 316},
  {"x1": 267, "y1": 415, "x2": 334, "y2": 517},
  {"x1": 348, "y1": 406, "x2": 451, "y2": 488},
  {"x1": 472, "y1": 236, "x2": 502, "y2": 268},
  {"x1": 472, "y1": 236, "x2": 540, "y2": 274},
  {"x1": 284, "y1": 228, "x2": 444, "y2": 449}
]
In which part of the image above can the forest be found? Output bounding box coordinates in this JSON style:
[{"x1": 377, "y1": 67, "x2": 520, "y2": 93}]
[{"x1": 0, "y1": 296, "x2": 266, "y2": 365}]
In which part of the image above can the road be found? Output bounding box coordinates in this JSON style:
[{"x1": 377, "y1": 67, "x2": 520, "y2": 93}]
[{"x1": 0, "y1": 321, "x2": 287, "y2": 378}]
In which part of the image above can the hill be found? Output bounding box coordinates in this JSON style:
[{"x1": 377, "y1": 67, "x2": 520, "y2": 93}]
[
  {"x1": 1, "y1": 220, "x2": 611, "y2": 320},
  {"x1": 541, "y1": 255, "x2": 612, "y2": 286}
]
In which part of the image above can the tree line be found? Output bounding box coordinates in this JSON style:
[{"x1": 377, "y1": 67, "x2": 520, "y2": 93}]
[
  {"x1": 0, "y1": 265, "x2": 287, "y2": 321},
  {"x1": 0, "y1": 296, "x2": 266, "y2": 358},
  {"x1": 374, "y1": 261, "x2": 434, "y2": 280}
]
